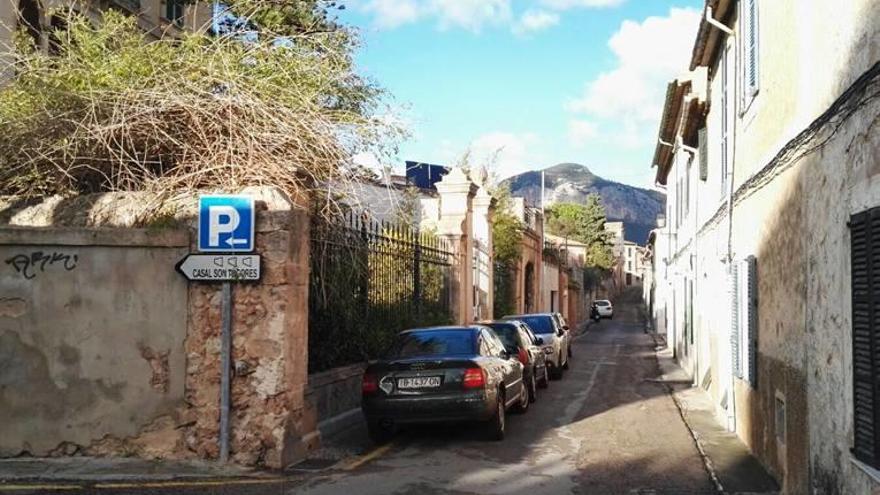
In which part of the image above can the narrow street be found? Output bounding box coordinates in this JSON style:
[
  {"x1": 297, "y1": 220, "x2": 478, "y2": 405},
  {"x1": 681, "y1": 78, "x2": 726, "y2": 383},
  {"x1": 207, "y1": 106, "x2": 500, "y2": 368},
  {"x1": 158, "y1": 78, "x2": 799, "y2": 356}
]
[
  {"x1": 3, "y1": 294, "x2": 773, "y2": 495},
  {"x1": 292, "y1": 291, "x2": 716, "y2": 495}
]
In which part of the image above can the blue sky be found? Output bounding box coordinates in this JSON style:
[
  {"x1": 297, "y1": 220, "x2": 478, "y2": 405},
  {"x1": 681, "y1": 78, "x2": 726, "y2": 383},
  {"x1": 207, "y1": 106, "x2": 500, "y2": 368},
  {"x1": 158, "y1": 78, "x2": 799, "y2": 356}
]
[{"x1": 341, "y1": 0, "x2": 704, "y2": 188}]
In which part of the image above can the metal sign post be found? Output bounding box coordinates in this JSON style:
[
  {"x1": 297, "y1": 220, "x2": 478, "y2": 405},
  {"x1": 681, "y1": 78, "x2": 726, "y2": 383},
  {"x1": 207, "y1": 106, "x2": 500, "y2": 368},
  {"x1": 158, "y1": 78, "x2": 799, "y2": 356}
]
[
  {"x1": 219, "y1": 281, "x2": 232, "y2": 463},
  {"x1": 179, "y1": 195, "x2": 257, "y2": 464}
]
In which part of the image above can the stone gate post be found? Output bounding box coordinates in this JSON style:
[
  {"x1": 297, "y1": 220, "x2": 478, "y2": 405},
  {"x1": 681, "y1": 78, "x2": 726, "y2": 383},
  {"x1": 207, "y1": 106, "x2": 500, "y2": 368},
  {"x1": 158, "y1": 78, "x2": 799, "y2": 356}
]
[
  {"x1": 435, "y1": 168, "x2": 477, "y2": 325},
  {"x1": 472, "y1": 186, "x2": 495, "y2": 320}
]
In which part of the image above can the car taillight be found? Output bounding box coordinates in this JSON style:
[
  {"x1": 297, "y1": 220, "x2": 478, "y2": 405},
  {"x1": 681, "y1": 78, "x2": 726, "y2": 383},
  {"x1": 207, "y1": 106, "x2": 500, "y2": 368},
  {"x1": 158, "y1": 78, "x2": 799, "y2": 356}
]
[
  {"x1": 362, "y1": 373, "x2": 378, "y2": 394},
  {"x1": 462, "y1": 367, "x2": 486, "y2": 389},
  {"x1": 517, "y1": 347, "x2": 528, "y2": 364}
]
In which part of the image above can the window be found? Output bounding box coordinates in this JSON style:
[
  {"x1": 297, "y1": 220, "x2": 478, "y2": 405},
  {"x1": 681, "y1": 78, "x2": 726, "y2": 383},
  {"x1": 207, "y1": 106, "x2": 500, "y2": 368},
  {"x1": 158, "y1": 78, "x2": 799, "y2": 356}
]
[
  {"x1": 165, "y1": 0, "x2": 184, "y2": 26},
  {"x1": 850, "y1": 208, "x2": 880, "y2": 468},
  {"x1": 740, "y1": 0, "x2": 760, "y2": 109}
]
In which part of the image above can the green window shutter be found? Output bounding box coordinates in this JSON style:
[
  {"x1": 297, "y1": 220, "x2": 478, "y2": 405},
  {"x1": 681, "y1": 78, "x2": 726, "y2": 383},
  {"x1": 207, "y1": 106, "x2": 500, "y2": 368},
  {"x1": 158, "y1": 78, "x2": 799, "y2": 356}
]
[{"x1": 698, "y1": 127, "x2": 708, "y2": 181}]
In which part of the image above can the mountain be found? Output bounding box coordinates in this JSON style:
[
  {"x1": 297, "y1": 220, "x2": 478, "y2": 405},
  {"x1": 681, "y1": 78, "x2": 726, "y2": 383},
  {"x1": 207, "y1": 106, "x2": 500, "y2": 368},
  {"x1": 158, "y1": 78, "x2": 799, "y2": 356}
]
[{"x1": 502, "y1": 163, "x2": 666, "y2": 244}]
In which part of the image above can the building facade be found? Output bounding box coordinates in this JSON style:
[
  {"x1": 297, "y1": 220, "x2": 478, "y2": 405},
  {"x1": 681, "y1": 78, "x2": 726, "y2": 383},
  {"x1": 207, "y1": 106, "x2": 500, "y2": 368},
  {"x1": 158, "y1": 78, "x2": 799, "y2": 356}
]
[{"x1": 650, "y1": 1, "x2": 880, "y2": 493}]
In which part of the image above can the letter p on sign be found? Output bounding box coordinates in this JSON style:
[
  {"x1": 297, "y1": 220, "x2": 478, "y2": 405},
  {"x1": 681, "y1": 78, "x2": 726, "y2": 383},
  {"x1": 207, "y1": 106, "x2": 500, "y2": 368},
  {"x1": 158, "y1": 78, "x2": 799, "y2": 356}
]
[{"x1": 198, "y1": 195, "x2": 254, "y2": 252}]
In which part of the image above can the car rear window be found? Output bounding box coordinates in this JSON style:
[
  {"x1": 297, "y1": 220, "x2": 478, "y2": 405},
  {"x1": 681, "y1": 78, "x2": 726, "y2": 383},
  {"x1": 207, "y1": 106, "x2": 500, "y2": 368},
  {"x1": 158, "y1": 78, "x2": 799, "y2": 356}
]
[
  {"x1": 596, "y1": 301, "x2": 610, "y2": 307},
  {"x1": 386, "y1": 330, "x2": 475, "y2": 359},
  {"x1": 516, "y1": 316, "x2": 554, "y2": 335},
  {"x1": 484, "y1": 323, "x2": 521, "y2": 352}
]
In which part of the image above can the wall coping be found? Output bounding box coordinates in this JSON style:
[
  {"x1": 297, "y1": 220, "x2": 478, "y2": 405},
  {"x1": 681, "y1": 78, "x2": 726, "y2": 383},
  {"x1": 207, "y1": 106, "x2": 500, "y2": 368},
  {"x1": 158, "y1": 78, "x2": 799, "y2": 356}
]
[
  {"x1": 306, "y1": 362, "x2": 367, "y2": 391},
  {"x1": 0, "y1": 226, "x2": 189, "y2": 248}
]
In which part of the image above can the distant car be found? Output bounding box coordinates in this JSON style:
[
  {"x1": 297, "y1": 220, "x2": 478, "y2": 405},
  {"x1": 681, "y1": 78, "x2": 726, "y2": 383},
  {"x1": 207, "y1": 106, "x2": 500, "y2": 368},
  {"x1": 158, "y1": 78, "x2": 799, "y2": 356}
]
[
  {"x1": 483, "y1": 320, "x2": 549, "y2": 402},
  {"x1": 503, "y1": 313, "x2": 569, "y2": 379},
  {"x1": 361, "y1": 326, "x2": 529, "y2": 444},
  {"x1": 594, "y1": 300, "x2": 613, "y2": 319}
]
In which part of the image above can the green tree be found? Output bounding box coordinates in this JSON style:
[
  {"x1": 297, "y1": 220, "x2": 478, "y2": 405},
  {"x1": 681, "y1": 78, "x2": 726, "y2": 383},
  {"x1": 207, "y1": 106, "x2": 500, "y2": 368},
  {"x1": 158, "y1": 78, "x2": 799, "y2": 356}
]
[
  {"x1": 545, "y1": 194, "x2": 614, "y2": 271},
  {"x1": 490, "y1": 186, "x2": 524, "y2": 318}
]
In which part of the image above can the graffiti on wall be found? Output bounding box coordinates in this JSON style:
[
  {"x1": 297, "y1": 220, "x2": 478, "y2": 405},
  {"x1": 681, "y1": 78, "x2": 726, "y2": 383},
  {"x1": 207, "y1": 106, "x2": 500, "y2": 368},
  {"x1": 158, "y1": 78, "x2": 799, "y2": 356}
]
[{"x1": 5, "y1": 251, "x2": 79, "y2": 279}]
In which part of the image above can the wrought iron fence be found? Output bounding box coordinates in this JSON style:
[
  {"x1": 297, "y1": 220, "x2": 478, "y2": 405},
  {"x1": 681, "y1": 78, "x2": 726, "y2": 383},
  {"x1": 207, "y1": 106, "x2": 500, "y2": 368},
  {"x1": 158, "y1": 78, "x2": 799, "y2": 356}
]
[{"x1": 308, "y1": 212, "x2": 454, "y2": 372}]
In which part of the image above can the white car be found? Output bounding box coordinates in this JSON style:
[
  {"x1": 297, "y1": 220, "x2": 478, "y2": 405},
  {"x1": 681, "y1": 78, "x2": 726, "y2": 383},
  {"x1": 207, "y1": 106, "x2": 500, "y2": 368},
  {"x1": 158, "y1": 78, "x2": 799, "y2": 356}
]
[{"x1": 594, "y1": 300, "x2": 614, "y2": 319}]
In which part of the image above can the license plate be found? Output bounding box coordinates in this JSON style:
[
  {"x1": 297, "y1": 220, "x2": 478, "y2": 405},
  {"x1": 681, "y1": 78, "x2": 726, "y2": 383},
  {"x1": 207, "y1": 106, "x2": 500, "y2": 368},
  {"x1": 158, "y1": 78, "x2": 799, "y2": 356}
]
[{"x1": 397, "y1": 376, "x2": 442, "y2": 389}]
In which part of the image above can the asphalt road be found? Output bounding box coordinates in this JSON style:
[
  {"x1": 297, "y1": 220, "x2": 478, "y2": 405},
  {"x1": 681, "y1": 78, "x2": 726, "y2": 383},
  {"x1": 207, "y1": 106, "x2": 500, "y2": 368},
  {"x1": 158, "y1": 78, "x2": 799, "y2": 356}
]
[
  {"x1": 12, "y1": 293, "x2": 718, "y2": 495},
  {"x1": 292, "y1": 293, "x2": 716, "y2": 495}
]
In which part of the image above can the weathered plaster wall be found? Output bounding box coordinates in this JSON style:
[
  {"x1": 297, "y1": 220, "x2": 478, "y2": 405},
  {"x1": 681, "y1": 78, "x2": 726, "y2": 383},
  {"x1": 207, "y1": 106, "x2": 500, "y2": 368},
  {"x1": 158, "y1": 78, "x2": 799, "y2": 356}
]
[
  {"x1": 731, "y1": 163, "x2": 808, "y2": 493},
  {"x1": 0, "y1": 228, "x2": 189, "y2": 458},
  {"x1": 800, "y1": 92, "x2": 880, "y2": 495}
]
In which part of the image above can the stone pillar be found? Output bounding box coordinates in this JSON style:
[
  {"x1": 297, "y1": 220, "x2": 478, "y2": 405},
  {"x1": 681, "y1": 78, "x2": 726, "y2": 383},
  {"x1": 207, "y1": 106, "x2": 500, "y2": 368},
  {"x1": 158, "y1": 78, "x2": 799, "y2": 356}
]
[
  {"x1": 472, "y1": 186, "x2": 495, "y2": 320},
  {"x1": 435, "y1": 168, "x2": 478, "y2": 325},
  {"x1": 186, "y1": 186, "x2": 315, "y2": 468}
]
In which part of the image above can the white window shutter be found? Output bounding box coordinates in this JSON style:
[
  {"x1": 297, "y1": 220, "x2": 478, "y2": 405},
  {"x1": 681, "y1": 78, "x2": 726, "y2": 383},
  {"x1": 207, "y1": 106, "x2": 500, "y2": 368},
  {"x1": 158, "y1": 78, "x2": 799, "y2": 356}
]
[{"x1": 742, "y1": 0, "x2": 760, "y2": 103}]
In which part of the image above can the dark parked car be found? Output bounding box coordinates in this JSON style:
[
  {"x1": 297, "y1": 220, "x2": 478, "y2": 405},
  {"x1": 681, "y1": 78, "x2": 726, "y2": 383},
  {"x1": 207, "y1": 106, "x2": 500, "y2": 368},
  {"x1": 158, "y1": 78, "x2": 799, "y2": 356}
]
[
  {"x1": 503, "y1": 313, "x2": 570, "y2": 379},
  {"x1": 483, "y1": 320, "x2": 549, "y2": 403},
  {"x1": 361, "y1": 326, "x2": 529, "y2": 444}
]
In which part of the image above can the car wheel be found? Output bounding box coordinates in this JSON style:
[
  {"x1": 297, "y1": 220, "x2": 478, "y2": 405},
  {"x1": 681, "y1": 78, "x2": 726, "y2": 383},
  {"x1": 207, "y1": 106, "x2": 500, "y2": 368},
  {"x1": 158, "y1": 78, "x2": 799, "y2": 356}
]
[
  {"x1": 487, "y1": 394, "x2": 505, "y2": 441},
  {"x1": 550, "y1": 362, "x2": 563, "y2": 380},
  {"x1": 568, "y1": 344, "x2": 573, "y2": 359},
  {"x1": 527, "y1": 372, "x2": 538, "y2": 403},
  {"x1": 562, "y1": 353, "x2": 569, "y2": 370},
  {"x1": 514, "y1": 381, "x2": 530, "y2": 413},
  {"x1": 538, "y1": 366, "x2": 549, "y2": 388},
  {"x1": 367, "y1": 420, "x2": 394, "y2": 445}
]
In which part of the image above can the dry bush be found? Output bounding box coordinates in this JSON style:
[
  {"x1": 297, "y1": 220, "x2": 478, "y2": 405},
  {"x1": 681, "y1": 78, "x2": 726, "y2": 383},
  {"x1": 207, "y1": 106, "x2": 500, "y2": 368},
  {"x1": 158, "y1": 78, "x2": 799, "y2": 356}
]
[{"x1": 0, "y1": 7, "x2": 403, "y2": 214}]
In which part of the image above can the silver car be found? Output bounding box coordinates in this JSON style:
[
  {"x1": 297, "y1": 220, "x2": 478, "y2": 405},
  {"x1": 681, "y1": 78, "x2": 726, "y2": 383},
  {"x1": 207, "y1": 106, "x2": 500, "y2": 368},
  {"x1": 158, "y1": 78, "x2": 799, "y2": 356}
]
[{"x1": 503, "y1": 313, "x2": 570, "y2": 379}]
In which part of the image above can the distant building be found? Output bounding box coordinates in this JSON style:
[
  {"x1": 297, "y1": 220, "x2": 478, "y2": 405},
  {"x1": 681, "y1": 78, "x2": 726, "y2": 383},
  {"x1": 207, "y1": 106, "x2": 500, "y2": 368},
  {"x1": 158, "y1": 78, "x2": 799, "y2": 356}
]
[
  {"x1": 405, "y1": 161, "x2": 450, "y2": 191},
  {"x1": 622, "y1": 240, "x2": 643, "y2": 287}
]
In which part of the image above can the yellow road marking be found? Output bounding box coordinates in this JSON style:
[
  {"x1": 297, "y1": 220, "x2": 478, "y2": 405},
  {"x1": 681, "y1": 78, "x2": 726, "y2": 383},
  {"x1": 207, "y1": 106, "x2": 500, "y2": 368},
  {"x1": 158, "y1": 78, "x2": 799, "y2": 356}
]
[
  {"x1": 342, "y1": 443, "x2": 394, "y2": 471},
  {"x1": 0, "y1": 485, "x2": 82, "y2": 491},
  {"x1": 94, "y1": 478, "x2": 288, "y2": 490}
]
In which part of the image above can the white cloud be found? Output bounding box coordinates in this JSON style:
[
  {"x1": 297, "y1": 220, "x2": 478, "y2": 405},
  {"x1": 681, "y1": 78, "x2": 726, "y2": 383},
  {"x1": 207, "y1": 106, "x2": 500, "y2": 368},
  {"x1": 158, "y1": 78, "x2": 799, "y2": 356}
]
[
  {"x1": 363, "y1": 0, "x2": 512, "y2": 32},
  {"x1": 540, "y1": 0, "x2": 625, "y2": 9},
  {"x1": 363, "y1": 0, "x2": 423, "y2": 29},
  {"x1": 432, "y1": 0, "x2": 512, "y2": 31},
  {"x1": 468, "y1": 131, "x2": 541, "y2": 178},
  {"x1": 514, "y1": 9, "x2": 560, "y2": 34},
  {"x1": 566, "y1": 7, "x2": 700, "y2": 148},
  {"x1": 567, "y1": 119, "x2": 598, "y2": 148}
]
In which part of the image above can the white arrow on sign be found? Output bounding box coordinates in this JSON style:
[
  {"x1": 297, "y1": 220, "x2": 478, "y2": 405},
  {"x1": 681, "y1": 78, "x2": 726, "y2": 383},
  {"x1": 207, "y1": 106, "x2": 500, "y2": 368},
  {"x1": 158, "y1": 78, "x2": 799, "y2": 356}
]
[{"x1": 176, "y1": 254, "x2": 261, "y2": 282}]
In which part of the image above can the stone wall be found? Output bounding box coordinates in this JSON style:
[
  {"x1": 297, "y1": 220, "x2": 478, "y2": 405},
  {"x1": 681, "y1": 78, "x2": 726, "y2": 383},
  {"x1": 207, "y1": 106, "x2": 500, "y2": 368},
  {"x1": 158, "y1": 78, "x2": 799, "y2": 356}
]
[{"x1": 0, "y1": 187, "x2": 314, "y2": 468}]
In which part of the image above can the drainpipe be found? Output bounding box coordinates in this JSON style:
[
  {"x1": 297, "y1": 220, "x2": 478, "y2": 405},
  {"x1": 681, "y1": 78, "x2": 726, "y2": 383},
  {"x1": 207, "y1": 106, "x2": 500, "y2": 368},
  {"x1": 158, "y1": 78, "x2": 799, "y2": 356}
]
[
  {"x1": 705, "y1": 3, "x2": 738, "y2": 432},
  {"x1": 706, "y1": 6, "x2": 734, "y2": 36}
]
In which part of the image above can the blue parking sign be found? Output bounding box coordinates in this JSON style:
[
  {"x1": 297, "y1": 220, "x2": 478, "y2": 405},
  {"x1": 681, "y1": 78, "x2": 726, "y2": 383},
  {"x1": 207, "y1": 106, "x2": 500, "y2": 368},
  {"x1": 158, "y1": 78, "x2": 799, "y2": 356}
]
[{"x1": 198, "y1": 195, "x2": 255, "y2": 252}]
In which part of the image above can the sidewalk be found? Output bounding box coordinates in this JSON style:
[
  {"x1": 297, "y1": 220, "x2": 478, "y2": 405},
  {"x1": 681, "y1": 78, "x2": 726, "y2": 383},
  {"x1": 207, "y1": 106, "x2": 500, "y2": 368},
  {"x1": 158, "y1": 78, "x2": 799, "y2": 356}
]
[
  {"x1": 650, "y1": 333, "x2": 780, "y2": 495},
  {"x1": 0, "y1": 457, "x2": 266, "y2": 483}
]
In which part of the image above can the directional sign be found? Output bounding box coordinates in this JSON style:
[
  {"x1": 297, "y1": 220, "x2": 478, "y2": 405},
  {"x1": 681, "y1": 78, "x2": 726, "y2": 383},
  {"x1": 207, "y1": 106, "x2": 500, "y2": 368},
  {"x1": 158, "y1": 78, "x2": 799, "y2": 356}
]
[
  {"x1": 176, "y1": 254, "x2": 261, "y2": 282},
  {"x1": 198, "y1": 195, "x2": 255, "y2": 252}
]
